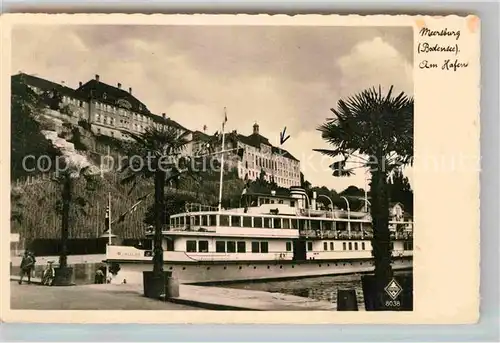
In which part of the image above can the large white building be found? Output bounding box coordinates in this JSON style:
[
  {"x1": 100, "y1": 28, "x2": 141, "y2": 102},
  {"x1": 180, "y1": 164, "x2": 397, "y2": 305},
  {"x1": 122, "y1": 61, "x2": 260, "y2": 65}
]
[{"x1": 191, "y1": 123, "x2": 301, "y2": 188}]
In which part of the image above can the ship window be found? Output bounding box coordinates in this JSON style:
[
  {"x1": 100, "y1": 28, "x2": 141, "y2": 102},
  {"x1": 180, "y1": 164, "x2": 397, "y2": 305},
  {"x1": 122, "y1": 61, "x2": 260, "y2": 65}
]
[
  {"x1": 307, "y1": 241, "x2": 313, "y2": 251},
  {"x1": 270, "y1": 200, "x2": 275, "y2": 204},
  {"x1": 260, "y1": 242, "x2": 269, "y2": 253},
  {"x1": 348, "y1": 242, "x2": 352, "y2": 250},
  {"x1": 290, "y1": 201, "x2": 295, "y2": 207},
  {"x1": 278, "y1": 200, "x2": 283, "y2": 204},
  {"x1": 290, "y1": 219, "x2": 298, "y2": 229},
  {"x1": 254, "y1": 217, "x2": 262, "y2": 228},
  {"x1": 362, "y1": 242, "x2": 366, "y2": 250},
  {"x1": 263, "y1": 217, "x2": 272, "y2": 228},
  {"x1": 209, "y1": 215, "x2": 216, "y2": 226},
  {"x1": 311, "y1": 220, "x2": 320, "y2": 231},
  {"x1": 231, "y1": 216, "x2": 241, "y2": 227},
  {"x1": 243, "y1": 216, "x2": 252, "y2": 227},
  {"x1": 330, "y1": 242, "x2": 334, "y2": 250},
  {"x1": 323, "y1": 221, "x2": 332, "y2": 231},
  {"x1": 264, "y1": 198, "x2": 270, "y2": 204},
  {"x1": 237, "y1": 241, "x2": 246, "y2": 253},
  {"x1": 202, "y1": 215, "x2": 208, "y2": 226},
  {"x1": 194, "y1": 216, "x2": 200, "y2": 226},
  {"x1": 227, "y1": 241, "x2": 236, "y2": 253},
  {"x1": 186, "y1": 240, "x2": 197, "y2": 253},
  {"x1": 198, "y1": 240, "x2": 208, "y2": 253},
  {"x1": 282, "y1": 219, "x2": 290, "y2": 229},
  {"x1": 273, "y1": 218, "x2": 281, "y2": 229},
  {"x1": 286, "y1": 242, "x2": 292, "y2": 252},
  {"x1": 354, "y1": 242, "x2": 358, "y2": 250},
  {"x1": 251, "y1": 241, "x2": 260, "y2": 253},
  {"x1": 180, "y1": 216, "x2": 185, "y2": 225},
  {"x1": 215, "y1": 241, "x2": 225, "y2": 253},
  {"x1": 220, "y1": 215, "x2": 229, "y2": 226},
  {"x1": 343, "y1": 242, "x2": 347, "y2": 250},
  {"x1": 323, "y1": 242, "x2": 328, "y2": 251}
]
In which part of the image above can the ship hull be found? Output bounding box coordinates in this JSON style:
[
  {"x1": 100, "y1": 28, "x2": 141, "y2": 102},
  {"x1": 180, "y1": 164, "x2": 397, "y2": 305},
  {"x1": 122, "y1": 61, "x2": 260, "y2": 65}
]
[{"x1": 109, "y1": 257, "x2": 412, "y2": 285}]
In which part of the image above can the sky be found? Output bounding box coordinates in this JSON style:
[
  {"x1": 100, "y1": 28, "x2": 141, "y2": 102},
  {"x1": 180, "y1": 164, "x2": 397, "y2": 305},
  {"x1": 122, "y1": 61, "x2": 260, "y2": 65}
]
[{"x1": 12, "y1": 25, "x2": 414, "y2": 192}]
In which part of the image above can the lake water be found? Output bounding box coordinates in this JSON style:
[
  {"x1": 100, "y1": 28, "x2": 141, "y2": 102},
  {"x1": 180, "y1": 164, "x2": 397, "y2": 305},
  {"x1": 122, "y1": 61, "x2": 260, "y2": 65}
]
[{"x1": 220, "y1": 271, "x2": 412, "y2": 307}]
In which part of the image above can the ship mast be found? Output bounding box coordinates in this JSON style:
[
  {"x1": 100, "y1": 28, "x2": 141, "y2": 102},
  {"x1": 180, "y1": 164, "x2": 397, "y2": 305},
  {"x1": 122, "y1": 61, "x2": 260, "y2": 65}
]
[{"x1": 217, "y1": 107, "x2": 227, "y2": 212}]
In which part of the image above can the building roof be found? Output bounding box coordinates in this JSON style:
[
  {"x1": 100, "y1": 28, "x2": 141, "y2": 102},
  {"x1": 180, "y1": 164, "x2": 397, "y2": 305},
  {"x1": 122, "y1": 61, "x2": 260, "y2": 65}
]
[
  {"x1": 12, "y1": 73, "x2": 189, "y2": 132},
  {"x1": 12, "y1": 73, "x2": 81, "y2": 99},
  {"x1": 75, "y1": 79, "x2": 151, "y2": 115},
  {"x1": 236, "y1": 132, "x2": 299, "y2": 161}
]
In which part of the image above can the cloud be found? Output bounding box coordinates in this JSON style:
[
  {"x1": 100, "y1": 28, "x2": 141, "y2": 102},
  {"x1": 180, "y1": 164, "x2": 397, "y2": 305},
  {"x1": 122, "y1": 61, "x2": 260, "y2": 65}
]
[{"x1": 11, "y1": 25, "x2": 413, "y2": 191}]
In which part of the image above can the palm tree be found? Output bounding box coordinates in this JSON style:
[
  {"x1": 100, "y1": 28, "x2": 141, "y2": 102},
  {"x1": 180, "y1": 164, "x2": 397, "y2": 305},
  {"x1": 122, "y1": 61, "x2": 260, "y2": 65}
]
[
  {"x1": 120, "y1": 125, "x2": 198, "y2": 279},
  {"x1": 51, "y1": 165, "x2": 97, "y2": 284},
  {"x1": 315, "y1": 86, "x2": 413, "y2": 297}
]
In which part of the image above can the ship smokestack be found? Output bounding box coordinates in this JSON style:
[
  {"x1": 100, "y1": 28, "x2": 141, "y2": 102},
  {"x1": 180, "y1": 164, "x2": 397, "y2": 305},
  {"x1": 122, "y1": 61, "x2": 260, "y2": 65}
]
[{"x1": 311, "y1": 191, "x2": 317, "y2": 211}]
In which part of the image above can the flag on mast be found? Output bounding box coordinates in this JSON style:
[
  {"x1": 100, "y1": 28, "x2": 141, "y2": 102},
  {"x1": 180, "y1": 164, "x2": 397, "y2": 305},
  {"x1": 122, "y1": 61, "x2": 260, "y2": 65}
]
[{"x1": 223, "y1": 107, "x2": 228, "y2": 129}]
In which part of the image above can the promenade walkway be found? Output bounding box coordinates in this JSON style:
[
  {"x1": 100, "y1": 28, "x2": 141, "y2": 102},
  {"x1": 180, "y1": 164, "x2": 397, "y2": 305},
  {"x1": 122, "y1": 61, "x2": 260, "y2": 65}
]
[
  {"x1": 10, "y1": 279, "x2": 201, "y2": 310},
  {"x1": 10, "y1": 276, "x2": 335, "y2": 311}
]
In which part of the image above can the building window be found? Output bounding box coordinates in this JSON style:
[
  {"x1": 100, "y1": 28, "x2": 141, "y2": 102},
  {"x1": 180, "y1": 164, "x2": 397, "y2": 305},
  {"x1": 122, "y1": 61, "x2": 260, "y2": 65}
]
[
  {"x1": 97, "y1": 128, "x2": 101, "y2": 135},
  {"x1": 286, "y1": 241, "x2": 292, "y2": 252},
  {"x1": 215, "y1": 241, "x2": 225, "y2": 253},
  {"x1": 79, "y1": 101, "x2": 83, "y2": 107},
  {"x1": 237, "y1": 241, "x2": 246, "y2": 253},
  {"x1": 323, "y1": 242, "x2": 328, "y2": 251},
  {"x1": 251, "y1": 241, "x2": 260, "y2": 253},
  {"x1": 307, "y1": 241, "x2": 313, "y2": 251},
  {"x1": 260, "y1": 242, "x2": 269, "y2": 253},
  {"x1": 227, "y1": 241, "x2": 236, "y2": 253},
  {"x1": 186, "y1": 240, "x2": 197, "y2": 253}
]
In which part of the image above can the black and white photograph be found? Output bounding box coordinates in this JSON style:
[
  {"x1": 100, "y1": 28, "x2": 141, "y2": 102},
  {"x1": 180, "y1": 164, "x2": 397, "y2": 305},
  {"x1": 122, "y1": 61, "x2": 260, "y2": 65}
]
[{"x1": 3, "y1": 14, "x2": 479, "y2": 322}]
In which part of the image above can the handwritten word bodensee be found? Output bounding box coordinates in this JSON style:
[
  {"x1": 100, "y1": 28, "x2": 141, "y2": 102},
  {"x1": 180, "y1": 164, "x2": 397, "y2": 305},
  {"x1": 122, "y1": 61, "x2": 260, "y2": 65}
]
[{"x1": 417, "y1": 27, "x2": 468, "y2": 72}]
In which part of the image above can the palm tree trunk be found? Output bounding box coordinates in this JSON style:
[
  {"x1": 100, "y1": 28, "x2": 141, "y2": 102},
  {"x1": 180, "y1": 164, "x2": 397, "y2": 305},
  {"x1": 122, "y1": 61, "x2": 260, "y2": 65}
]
[
  {"x1": 59, "y1": 173, "x2": 71, "y2": 268},
  {"x1": 153, "y1": 170, "x2": 165, "y2": 276},
  {"x1": 370, "y1": 154, "x2": 393, "y2": 283}
]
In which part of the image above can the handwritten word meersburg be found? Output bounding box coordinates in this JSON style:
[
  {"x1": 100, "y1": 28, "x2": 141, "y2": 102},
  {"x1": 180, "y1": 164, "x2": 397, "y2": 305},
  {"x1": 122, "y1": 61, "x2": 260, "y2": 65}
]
[{"x1": 419, "y1": 27, "x2": 461, "y2": 40}]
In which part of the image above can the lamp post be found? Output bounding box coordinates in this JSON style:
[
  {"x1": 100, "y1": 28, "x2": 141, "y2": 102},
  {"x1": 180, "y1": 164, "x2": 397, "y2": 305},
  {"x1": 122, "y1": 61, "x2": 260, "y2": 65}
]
[{"x1": 340, "y1": 196, "x2": 351, "y2": 237}]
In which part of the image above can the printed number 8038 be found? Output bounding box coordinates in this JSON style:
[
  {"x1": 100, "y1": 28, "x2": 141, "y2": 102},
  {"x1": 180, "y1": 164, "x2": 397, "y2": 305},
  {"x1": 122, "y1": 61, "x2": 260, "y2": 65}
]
[{"x1": 385, "y1": 300, "x2": 401, "y2": 307}]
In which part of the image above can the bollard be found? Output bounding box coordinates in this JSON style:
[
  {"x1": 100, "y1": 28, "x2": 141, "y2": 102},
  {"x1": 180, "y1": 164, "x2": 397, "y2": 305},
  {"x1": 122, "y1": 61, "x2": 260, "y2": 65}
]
[
  {"x1": 337, "y1": 289, "x2": 359, "y2": 311},
  {"x1": 166, "y1": 277, "x2": 180, "y2": 298}
]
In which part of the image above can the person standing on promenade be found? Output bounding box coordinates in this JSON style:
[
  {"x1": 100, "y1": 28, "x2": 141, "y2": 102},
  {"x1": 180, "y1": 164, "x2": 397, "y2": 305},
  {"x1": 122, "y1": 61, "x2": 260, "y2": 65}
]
[{"x1": 19, "y1": 250, "x2": 36, "y2": 285}]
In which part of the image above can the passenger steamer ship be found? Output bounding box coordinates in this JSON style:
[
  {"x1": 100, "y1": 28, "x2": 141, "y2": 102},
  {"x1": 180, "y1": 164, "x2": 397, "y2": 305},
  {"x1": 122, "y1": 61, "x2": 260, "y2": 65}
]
[{"x1": 106, "y1": 187, "x2": 414, "y2": 285}]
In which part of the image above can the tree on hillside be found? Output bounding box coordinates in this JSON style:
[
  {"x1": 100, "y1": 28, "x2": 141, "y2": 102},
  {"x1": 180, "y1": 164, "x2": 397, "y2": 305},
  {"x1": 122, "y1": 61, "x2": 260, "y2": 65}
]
[
  {"x1": 300, "y1": 172, "x2": 312, "y2": 191},
  {"x1": 315, "y1": 86, "x2": 413, "y2": 301},
  {"x1": 11, "y1": 77, "x2": 61, "y2": 180},
  {"x1": 119, "y1": 125, "x2": 199, "y2": 287},
  {"x1": 388, "y1": 168, "x2": 413, "y2": 215}
]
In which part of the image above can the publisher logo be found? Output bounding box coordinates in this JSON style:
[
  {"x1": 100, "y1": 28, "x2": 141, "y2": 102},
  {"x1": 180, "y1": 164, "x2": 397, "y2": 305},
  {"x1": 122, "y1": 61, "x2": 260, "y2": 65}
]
[{"x1": 384, "y1": 278, "x2": 403, "y2": 300}]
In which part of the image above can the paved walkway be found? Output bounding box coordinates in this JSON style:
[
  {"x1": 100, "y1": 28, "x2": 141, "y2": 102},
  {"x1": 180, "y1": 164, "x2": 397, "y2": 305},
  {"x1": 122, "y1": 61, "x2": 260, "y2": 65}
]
[
  {"x1": 10, "y1": 275, "x2": 336, "y2": 311},
  {"x1": 10, "y1": 280, "x2": 202, "y2": 310}
]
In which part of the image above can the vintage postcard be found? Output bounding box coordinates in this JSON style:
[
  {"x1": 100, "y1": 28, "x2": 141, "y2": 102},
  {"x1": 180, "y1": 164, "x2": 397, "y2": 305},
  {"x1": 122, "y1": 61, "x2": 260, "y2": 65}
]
[{"x1": 1, "y1": 14, "x2": 480, "y2": 324}]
